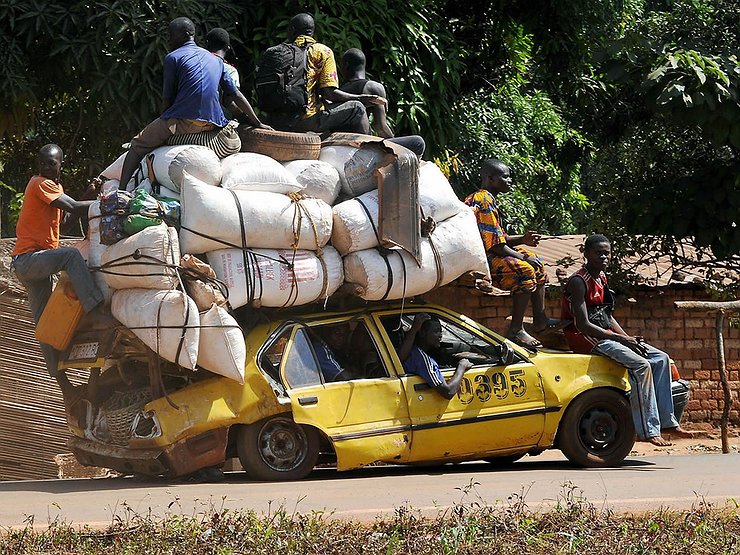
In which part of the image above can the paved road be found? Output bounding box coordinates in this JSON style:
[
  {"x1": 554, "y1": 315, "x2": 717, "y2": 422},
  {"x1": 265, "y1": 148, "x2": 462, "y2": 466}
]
[{"x1": 2, "y1": 453, "x2": 739, "y2": 528}]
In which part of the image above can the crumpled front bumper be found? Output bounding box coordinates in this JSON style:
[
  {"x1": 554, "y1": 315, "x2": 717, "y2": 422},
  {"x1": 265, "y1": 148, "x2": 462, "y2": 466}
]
[{"x1": 68, "y1": 427, "x2": 228, "y2": 477}]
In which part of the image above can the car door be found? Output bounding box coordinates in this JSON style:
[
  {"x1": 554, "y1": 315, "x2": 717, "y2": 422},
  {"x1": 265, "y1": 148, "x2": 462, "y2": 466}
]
[
  {"x1": 376, "y1": 309, "x2": 547, "y2": 463},
  {"x1": 281, "y1": 318, "x2": 412, "y2": 470}
]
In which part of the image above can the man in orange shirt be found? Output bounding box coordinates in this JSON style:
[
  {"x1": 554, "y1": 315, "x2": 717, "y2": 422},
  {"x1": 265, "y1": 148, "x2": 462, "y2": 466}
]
[{"x1": 11, "y1": 144, "x2": 103, "y2": 393}]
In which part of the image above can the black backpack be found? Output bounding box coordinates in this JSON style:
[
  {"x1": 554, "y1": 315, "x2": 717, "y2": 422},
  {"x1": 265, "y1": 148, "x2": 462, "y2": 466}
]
[{"x1": 255, "y1": 43, "x2": 309, "y2": 114}]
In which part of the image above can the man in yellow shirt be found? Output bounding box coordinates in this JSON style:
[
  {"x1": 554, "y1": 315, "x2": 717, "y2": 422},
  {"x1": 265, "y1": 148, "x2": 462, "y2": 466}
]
[{"x1": 269, "y1": 13, "x2": 386, "y2": 133}]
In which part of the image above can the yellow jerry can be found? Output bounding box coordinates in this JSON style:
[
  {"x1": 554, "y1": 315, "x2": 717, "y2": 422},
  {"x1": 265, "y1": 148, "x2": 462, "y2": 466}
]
[{"x1": 35, "y1": 272, "x2": 84, "y2": 350}]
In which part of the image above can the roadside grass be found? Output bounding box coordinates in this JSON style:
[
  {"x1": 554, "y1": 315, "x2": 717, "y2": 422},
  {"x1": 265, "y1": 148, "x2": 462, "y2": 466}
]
[{"x1": 2, "y1": 482, "x2": 739, "y2": 554}]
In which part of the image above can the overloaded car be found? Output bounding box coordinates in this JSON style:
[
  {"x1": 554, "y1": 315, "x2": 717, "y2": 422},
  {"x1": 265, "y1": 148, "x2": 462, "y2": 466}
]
[{"x1": 60, "y1": 301, "x2": 661, "y2": 481}]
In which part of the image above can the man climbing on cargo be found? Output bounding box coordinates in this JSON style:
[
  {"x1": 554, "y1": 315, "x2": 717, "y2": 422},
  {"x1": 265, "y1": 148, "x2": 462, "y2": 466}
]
[
  {"x1": 339, "y1": 48, "x2": 426, "y2": 157},
  {"x1": 561, "y1": 234, "x2": 696, "y2": 446},
  {"x1": 256, "y1": 13, "x2": 386, "y2": 134},
  {"x1": 398, "y1": 313, "x2": 473, "y2": 399},
  {"x1": 117, "y1": 17, "x2": 270, "y2": 190},
  {"x1": 11, "y1": 144, "x2": 104, "y2": 397},
  {"x1": 465, "y1": 159, "x2": 560, "y2": 349}
]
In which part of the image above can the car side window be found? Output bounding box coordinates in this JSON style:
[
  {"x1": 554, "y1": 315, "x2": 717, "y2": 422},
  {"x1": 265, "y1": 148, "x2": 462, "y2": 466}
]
[
  {"x1": 381, "y1": 313, "x2": 520, "y2": 371},
  {"x1": 259, "y1": 326, "x2": 293, "y2": 383},
  {"x1": 282, "y1": 328, "x2": 323, "y2": 389},
  {"x1": 309, "y1": 320, "x2": 388, "y2": 381}
]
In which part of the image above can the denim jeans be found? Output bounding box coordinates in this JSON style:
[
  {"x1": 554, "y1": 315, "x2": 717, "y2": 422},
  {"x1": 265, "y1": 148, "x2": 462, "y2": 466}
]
[
  {"x1": 12, "y1": 248, "x2": 103, "y2": 376},
  {"x1": 592, "y1": 340, "x2": 679, "y2": 440}
]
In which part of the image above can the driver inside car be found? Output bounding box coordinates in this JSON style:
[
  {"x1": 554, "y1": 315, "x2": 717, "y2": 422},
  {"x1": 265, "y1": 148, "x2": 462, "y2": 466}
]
[
  {"x1": 398, "y1": 313, "x2": 474, "y2": 399},
  {"x1": 311, "y1": 324, "x2": 351, "y2": 382}
]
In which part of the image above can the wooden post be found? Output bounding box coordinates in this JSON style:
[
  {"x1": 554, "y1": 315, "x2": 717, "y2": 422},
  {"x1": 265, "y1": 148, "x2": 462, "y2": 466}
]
[{"x1": 674, "y1": 300, "x2": 740, "y2": 454}]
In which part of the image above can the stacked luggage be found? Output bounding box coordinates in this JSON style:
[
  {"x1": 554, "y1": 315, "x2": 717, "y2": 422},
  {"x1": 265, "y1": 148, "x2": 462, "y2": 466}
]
[{"x1": 80, "y1": 131, "x2": 489, "y2": 382}]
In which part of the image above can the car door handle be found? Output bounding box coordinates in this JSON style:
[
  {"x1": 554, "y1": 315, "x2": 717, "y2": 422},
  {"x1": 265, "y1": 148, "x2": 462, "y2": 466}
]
[
  {"x1": 414, "y1": 383, "x2": 431, "y2": 391},
  {"x1": 298, "y1": 396, "x2": 318, "y2": 406}
]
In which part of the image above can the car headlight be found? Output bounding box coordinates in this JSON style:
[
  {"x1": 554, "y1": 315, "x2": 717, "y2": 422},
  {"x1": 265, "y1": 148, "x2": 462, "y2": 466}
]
[{"x1": 131, "y1": 410, "x2": 162, "y2": 439}]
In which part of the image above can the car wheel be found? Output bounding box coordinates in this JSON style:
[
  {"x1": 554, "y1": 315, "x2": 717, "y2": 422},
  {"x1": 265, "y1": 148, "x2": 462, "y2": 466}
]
[
  {"x1": 237, "y1": 416, "x2": 320, "y2": 481},
  {"x1": 483, "y1": 453, "x2": 525, "y2": 466},
  {"x1": 559, "y1": 389, "x2": 635, "y2": 467}
]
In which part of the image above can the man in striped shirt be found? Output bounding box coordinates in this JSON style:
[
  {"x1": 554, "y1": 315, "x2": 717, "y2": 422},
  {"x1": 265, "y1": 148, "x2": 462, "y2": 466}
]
[{"x1": 398, "y1": 313, "x2": 473, "y2": 399}]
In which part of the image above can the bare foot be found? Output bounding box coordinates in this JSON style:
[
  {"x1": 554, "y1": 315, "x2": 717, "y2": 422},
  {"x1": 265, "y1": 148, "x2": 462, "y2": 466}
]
[
  {"x1": 662, "y1": 426, "x2": 697, "y2": 439},
  {"x1": 641, "y1": 435, "x2": 672, "y2": 447},
  {"x1": 507, "y1": 330, "x2": 542, "y2": 349}
]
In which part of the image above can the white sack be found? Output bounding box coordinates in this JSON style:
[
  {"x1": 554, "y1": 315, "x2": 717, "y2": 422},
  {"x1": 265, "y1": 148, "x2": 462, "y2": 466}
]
[
  {"x1": 207, "y1": 246, "x2": 344, "y2": 308},
  {"x1": 150, "y1": 145, "x2": 222, "y2": 191},
  {"x1": 111, "y1": 289, "x2": 199, "y2": 369},
  {"x1": 198, "y1": 305, "x2": 246, "y2": 384},
  {"x1": 320, "y1": 144, "x2": 391, "y2": 198},
  {"x1": 179, "y1": 171, "x2": 333, "y2": 254},
  {"x1": 100, "y1": 152, "x2": 126, "y2": 181},
  {"x1": 87, "y1": 201, "x2": 114, "y2": 305},
  {"x1": 283, "y1": 160, "x2": 341, "y2": 205},
  {"x1": 73, "y1": 238, "x2": 90, "y2": 263},
  {"x1": 221, "y1": 153, "x2": 302, "y2": 193},
  {"x1": 132, "y1": 179, "x2": 180, "y2": 200},
  {"x1": 100, "y1": 224, "x2": 180, "y2": 290},
  {"x1": 417, "y1": 161, "x2": 468, "y2": 222},
  {"x1": 102, "y1": 153, "x2": 148, "y2": 190},
  {"x1": 343, "y1": 210, "x2": 489, "y2": 301},
  {"x1": 331, "y1": 163, "x2": 467, "y2": 256}
]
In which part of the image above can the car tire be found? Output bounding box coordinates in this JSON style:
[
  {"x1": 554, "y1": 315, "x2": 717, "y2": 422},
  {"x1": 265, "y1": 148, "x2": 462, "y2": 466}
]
[
  {"x1": 558, "y1": 389, "x2": 635, "y2": 467},
  {"x1": 483, "y1": 453, "x2": 525, "y2": 466},
  {"x1": 237, "y1": 416, "x2": 320, "y2": 481},
  {"x1": 238, "y1": 126, "x2": 321, "y2": 161}
]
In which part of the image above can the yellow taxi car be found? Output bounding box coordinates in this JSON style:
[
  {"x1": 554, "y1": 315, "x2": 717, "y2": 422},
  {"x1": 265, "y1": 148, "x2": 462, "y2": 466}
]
[{"x1": 65, "y1": 302, "x2": 635, "y2": 481}]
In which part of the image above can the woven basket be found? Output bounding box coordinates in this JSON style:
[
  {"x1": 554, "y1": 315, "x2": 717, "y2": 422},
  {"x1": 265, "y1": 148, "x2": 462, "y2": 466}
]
[{"x1": 101, "y1": 388, "x2": 153, "y2": 445}]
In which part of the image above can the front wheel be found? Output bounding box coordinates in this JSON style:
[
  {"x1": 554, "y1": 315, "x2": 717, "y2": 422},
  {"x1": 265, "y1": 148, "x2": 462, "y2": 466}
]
[
  {"x1": 558, "y1": 389, "x2": 635, "y2": 467},
  {"x1": 237, "y1": 416, "x2": 320, "y2": 481}
]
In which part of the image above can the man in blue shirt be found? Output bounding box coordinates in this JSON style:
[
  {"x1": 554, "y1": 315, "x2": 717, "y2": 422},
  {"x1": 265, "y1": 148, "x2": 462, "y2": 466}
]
[
  {"x1": 117, "y1": 17, "x2": 270, "y2": 189},
  {"x1": 398, "y1": 313, "x2": 473, "y2": 399}
]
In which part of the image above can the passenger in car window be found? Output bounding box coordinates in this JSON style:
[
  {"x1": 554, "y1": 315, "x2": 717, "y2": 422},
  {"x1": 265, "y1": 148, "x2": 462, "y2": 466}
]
[
  {"x1": 311, "y1": 325, "x2": 350, "y2": 382},
  {"x1": 398, "y1": 313, "x2": 474, "y2": 399}
]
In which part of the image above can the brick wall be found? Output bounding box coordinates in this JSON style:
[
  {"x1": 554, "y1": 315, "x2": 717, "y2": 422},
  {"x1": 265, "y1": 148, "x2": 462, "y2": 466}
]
[{"x1": 429, "y1": 285, "x2": 740, "y2": 425}]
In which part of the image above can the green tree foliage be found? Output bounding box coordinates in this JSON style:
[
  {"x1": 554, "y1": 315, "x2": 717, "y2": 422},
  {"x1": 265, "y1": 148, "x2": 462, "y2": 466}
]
[
  {"x1": 0, "y1": 0, "x2": 459, "y2": 234},
  {"x1": 441, "y1": 84, "x2": 590, "y2": 235},
  {"x1": 581, "y1": 0, "x2": 740, "y2": 260}
]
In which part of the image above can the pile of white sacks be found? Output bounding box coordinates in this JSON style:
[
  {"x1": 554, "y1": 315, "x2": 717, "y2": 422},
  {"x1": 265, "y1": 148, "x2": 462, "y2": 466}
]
[{"x1": 80, "y1": 142, "x2": 489, "y2": 383}]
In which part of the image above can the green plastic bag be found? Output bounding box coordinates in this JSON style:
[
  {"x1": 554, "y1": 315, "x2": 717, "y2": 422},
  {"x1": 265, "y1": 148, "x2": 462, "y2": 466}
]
[{"x1": 124, "y1": 188, "x2": 181, "y2": 236}]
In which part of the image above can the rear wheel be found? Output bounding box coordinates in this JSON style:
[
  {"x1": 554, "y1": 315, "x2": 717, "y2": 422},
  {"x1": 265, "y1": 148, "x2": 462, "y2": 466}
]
[
  {"x1": 237, "y1": 416, "x2": 319, "y2": 481},
  {"x1": 559, "y1": 389, "x2": 635, "y2": 467}
]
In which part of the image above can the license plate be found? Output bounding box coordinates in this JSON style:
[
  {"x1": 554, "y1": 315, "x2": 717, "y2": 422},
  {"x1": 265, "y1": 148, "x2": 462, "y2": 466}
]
[{"x1": 68, "y1": 342, "x2": 100, "y2": 360}]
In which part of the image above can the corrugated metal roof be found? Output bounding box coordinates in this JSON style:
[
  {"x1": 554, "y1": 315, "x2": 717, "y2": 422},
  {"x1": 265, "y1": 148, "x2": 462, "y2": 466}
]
[{"x1": 535, "y1": 234, "x2": 739, "y2": 288}]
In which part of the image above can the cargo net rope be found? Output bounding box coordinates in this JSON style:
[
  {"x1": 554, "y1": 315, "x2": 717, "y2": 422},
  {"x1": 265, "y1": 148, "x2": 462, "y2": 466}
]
[
  {"x1": 177, "y1": 190, "x2": 331, "y2": 308},
  {"x1": 89, "y1": 240, "x2": 241, "y2": 408}
]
